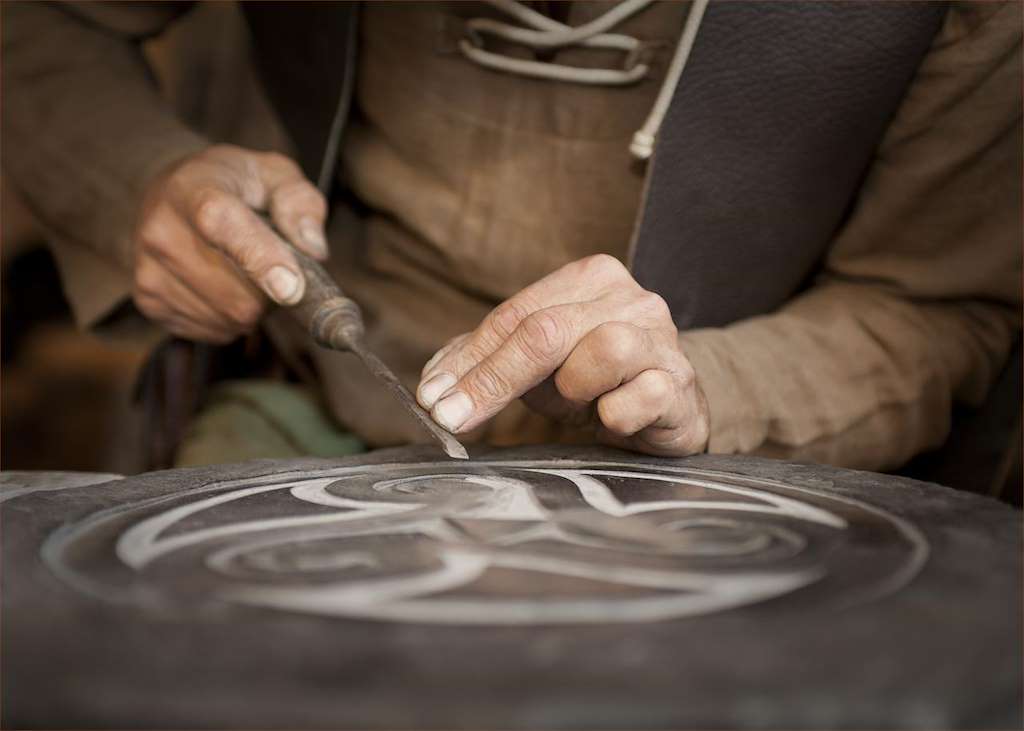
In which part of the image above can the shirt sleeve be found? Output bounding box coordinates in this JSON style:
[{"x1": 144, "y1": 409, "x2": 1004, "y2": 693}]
[
  {"x1": 679, "y1": 0, "x2": 1022, "y2": 471},
  {"x1": 1, "y1": 1, "x2": 209, "y2": 329}
]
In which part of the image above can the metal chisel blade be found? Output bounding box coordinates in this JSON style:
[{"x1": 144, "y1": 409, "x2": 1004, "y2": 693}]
[{"x1": 351, "y1": 342, "x2": 469, "y2": 460}]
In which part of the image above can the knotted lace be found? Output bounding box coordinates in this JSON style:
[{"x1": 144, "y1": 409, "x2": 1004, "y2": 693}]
[{"x1": 458, "y1": 0, "x2": 710, "y2": 159}]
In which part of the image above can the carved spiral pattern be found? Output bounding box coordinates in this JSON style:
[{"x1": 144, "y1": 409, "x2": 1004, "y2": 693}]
[{"x1": 44, "y1": 460, "x2": 928, "y2": 624}]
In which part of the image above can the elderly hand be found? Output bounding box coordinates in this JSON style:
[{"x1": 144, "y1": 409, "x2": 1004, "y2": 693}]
[
  {"x1": 416, "y1": 254, "x2": 710, "y2": 457},
  {"x1": 132, "y1": 144, "x2": 328, "y2": 343}
]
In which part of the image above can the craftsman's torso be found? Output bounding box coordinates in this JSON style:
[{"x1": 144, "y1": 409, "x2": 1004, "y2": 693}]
[{"x1": 315, "y1": 1, "x2": 687, "y2": 448}]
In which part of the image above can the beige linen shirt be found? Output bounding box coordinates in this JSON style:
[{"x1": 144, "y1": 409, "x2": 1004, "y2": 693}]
[
  {"x1": 3, "y1": 1, "x2": 1020, "y2": 471},
  {"x1": 680, "y1": 1, "x2": 1021, "y2": 468},
  {"x1": 310, "y1": 1, "x2": 688, "y2": 448},
  {"x1": 310, "y1": 1, "x2": 1021, "y2": 470}
]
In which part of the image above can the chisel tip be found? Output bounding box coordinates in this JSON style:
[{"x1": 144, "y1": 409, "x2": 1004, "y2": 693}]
[
  {"x1": 350, "y1": 342, "x2": 471, "y2": 461},
  {"x1": 443, "y1": 439, "x2": 470, "y2": 461}
]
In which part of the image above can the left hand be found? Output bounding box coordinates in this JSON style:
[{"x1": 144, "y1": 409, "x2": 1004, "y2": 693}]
[{"x1": 416, "y1": 254, "x2": 710, "y2": 457}]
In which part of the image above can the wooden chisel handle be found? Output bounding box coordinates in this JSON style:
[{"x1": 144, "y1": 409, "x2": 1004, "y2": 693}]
[
  {"x1": 274, "y1": 232, "x2": 470, "y2": 459},
  {"x1": 283, "y1": 245, "x2": 365, "y2": 352}
]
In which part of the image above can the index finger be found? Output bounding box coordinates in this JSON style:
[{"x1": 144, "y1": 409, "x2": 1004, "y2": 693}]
[
  {"x1": 186, "y1": 185, "x2": 305, "y2": 305},
  {"x1": 429, "y1": 302, "x2": 590, "y2": 433},
  {"x1": 253, "y1": 153, "x2": 329, "y2": 261},
  {"x1": 419, "y1": 254, "x2": 634, "y2": 390}
]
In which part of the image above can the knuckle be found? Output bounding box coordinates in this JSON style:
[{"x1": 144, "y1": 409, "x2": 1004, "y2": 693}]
[
  {"x1": 640, "y1": 370, "x2": 675, "y2": 402},
  {"x1": 516, "y1": 310, "x2": 567, "y2": 363},
  {"x1": 579, "y1": 253, "x2": 627, "y2": 280},
  {"x1": 589, "y1": 322, "x2": 639, "y2": 369},
  {"x1": 136, "y1": 217, "x2": 168, "y2": 254},
  {"x1": 636, "y1": 290, "x2": 672, "y2": 323},
  {"x1": 597, "y1": 397, "x2": 635, "y2": 436},
  {"x1": 489, "y1": 300, "x2": 532, "y2": 340},
  {"x1": 553, "y1": 367, "x2": 586, "y2": 403},
  {"x1": 467, "y1": 362, "x2": 511, "y2": 405},
  {"x1": 192, "y1": 188, "x2": 237, "y2": 238}
]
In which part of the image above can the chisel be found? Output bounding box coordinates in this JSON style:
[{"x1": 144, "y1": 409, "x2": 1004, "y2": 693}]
[{"x1": 282, "y1": 245, "x2": 469, "y2": 460}]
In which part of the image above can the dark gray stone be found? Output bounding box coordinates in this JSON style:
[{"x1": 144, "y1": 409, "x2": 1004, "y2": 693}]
[{"x1": 1, "y1": 446, "x2": 1019, "y2": 729}]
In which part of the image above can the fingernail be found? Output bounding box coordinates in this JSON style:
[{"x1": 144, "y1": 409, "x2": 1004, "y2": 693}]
[
  {"x1": 418, "y1": 372, "x2": 456, "y2": 408},
  {"x1": 433, "y1": 391, "x2": 473, "y2": 432},
  {"x1": 264, "y1": 266, "x2": 302, "y2": 305},
  {"x1": 299, "y1": 217, "x2": 328, "y2": 258}
]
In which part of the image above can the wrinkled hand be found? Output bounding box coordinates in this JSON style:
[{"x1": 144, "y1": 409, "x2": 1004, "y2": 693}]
[
  {"x1": 416, "y1": 255, "x2": 710, "y2": 457},
  {"x1": 132, "y1": 144, "x2": 328, "y2": 343}
]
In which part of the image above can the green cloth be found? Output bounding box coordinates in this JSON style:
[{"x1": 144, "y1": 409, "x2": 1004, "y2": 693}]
[{"x1": 175, "y1": 380, "x2": 365, "y2": 467}]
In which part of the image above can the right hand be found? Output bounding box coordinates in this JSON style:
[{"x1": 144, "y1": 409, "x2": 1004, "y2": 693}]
[{"x1": 132, "y1": 144, "x2": 328, "y2": 343}]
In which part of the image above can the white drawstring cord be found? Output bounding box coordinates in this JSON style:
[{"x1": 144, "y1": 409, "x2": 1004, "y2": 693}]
[
  {"x1": 459, "y1": 0, "x2": 655, "y2": 86},
  {"x1": 458, "y1": 0, "x2": 711, "y2": 158},
  {"x1": 630, "y1": 0, "x2": 709, "y2": 159},
  {"x1": 468, "y1": 0, "x2": 654, "y2": 48}
]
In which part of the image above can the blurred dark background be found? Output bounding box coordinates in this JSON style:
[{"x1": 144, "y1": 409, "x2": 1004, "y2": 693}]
[{"x1": 1, "y1": 201, "x2": 148, "y2": 473}]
